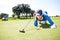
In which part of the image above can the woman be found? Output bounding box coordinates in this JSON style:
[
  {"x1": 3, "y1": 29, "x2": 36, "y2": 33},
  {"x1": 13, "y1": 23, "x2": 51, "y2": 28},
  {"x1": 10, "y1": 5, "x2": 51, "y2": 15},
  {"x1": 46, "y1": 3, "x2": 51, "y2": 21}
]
[{"x1": 33, "y1": 10, "x2": 56, "y2": 30}]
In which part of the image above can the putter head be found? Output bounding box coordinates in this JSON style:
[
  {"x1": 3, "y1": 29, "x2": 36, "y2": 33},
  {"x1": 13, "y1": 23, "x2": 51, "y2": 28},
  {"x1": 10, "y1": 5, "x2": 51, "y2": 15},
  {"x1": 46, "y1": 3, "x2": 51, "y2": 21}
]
[{"x1": 19, "y1": 29, "x2": 25, "y2": 33}]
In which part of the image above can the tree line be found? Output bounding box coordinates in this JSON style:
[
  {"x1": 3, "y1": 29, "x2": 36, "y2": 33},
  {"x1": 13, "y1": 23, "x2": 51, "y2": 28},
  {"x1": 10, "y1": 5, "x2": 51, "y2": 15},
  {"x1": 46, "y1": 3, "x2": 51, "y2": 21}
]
[
  {"x1": 12, "y1": 4, "x2": 35, "y2": 19},
  {"x1": 0, "y1": 4, "x2": 35, "y2": 20}
]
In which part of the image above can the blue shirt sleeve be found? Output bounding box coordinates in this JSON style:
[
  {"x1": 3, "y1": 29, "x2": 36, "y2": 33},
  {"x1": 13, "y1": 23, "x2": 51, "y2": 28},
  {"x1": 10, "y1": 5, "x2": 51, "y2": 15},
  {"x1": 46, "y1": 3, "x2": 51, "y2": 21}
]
[{"x1": 42, "y1": 11, "x2": 48, "y2": 16}]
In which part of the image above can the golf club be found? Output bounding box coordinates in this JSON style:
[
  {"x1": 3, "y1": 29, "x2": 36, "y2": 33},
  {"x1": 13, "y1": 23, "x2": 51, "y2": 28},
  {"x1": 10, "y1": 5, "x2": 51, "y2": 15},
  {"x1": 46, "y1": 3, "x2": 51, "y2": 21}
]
[{"x1": 19, "y1": 19, "x2": 31, "y2": 33}]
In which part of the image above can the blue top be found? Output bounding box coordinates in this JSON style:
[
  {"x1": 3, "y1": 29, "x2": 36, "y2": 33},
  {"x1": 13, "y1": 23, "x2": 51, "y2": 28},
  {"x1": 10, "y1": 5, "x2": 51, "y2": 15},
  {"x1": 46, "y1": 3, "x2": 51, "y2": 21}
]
[{"x1": 42, "y1": 11, "x2": 48, "y2": 16}]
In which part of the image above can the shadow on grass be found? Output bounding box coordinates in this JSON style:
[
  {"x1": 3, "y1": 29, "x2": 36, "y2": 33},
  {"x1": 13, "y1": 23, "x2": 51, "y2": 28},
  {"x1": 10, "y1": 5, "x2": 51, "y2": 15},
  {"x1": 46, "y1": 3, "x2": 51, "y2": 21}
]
[{"x1": 40, "y1": 23, "x2": 51, "y2": 28}]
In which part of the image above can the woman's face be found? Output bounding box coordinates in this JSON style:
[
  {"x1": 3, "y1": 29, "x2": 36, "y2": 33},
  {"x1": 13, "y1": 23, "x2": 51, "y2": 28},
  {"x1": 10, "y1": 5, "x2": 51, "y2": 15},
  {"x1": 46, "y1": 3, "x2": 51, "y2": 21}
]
[{"x1": 36, "y1": 15, "x2": 42, "y2": 20}]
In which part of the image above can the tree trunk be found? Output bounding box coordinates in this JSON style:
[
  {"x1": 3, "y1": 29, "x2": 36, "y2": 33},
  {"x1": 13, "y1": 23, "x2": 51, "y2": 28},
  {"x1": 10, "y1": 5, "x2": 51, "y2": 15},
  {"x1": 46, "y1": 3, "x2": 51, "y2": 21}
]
[
  {"x1": 30, "y1": 13, "x2": 31, "y2": 19},
  {"x1": 26, "y1": 13, "x2": 27, "y2": 19},
  {"x1": 17, "y1": 15, "x2": 20, "y2": 18}
]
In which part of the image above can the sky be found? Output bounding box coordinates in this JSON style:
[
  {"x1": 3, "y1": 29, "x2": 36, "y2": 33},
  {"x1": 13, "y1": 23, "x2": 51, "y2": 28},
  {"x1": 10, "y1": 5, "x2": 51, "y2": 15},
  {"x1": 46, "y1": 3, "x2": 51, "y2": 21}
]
[{"x1": 0, "y1": 0, "x2": 60, "y2": 17}]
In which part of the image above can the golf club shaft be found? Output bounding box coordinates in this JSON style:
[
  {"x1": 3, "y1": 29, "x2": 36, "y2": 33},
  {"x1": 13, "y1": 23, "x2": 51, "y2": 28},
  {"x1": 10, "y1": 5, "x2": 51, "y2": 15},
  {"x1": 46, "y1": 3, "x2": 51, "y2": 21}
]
[{"x1": 22, "y1": 19, "x2": 31, "y2": 30}]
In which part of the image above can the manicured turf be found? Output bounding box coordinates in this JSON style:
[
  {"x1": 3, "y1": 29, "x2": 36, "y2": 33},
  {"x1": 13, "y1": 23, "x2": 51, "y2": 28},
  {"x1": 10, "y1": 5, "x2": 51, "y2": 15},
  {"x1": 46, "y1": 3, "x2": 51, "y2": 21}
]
[{"x1": 0, "y1": 17, "x2": 60, "y2": 40}]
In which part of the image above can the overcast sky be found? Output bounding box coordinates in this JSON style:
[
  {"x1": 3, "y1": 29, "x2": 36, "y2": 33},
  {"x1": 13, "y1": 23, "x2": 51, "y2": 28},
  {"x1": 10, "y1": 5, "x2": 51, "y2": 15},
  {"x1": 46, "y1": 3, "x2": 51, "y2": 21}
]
[{"x1": 0, "y1": 0, "x2": 60, "y2": 16}]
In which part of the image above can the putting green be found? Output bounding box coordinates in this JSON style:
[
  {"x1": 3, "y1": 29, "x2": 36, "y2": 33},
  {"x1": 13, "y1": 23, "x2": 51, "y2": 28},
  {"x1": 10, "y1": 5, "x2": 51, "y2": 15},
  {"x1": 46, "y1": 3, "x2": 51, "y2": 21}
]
[{"x1": 0, "y1": 17, "x2": 60, "y2": 40}]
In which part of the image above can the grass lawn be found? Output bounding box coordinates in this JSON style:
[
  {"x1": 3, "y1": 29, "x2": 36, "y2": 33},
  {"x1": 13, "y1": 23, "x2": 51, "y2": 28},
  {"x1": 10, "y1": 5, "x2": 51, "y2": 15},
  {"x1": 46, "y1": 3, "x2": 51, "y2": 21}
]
[{"x1": 0, "y1": 17, "x2": 60, "y2": 40}]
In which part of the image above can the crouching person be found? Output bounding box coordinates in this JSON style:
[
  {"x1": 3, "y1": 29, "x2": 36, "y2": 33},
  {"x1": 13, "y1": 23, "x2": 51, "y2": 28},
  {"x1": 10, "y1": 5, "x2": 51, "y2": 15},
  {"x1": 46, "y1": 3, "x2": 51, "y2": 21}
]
[{"x1": 33, "y1": 10, "x2": 56, "y2": 30}]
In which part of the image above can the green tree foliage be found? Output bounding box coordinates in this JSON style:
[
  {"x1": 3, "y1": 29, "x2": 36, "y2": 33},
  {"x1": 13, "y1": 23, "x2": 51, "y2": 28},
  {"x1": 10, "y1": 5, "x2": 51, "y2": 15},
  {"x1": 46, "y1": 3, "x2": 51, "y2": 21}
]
[
  {"x1": 12, "y1": 4, "x2": 35, "y2": 19},
  {"x1": 12, "y1": 14, "x2": 15, "y2": 18}
]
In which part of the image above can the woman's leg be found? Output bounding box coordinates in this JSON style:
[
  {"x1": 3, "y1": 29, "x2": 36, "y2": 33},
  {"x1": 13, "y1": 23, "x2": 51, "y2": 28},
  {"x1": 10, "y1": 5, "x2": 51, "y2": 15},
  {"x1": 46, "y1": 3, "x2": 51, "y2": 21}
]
[
  {"x1": 44, "y1": 15, "x2": 56, "y2": 28},
  {"x1": 44, "y1": 15, "x2": 54, "y2": 25}
]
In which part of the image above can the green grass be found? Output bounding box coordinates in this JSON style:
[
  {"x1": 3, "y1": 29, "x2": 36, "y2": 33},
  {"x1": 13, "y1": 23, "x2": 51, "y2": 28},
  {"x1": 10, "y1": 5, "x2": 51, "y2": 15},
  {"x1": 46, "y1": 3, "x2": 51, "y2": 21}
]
[{"x1": 0, "y1": 17, "x2": 60, "y2": 40}]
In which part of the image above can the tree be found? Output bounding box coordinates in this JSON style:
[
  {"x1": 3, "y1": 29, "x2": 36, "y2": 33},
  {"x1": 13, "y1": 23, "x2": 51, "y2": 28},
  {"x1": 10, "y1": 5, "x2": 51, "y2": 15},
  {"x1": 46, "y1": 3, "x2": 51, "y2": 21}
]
[
  {"x1": 12, "y1": 6, "x2": 21, "y2": 18},
  {"x1": 23, "y1": 4, "x2": 31, "y2": 18},
  {"x1": 12, "y1": 4, "x2": 34, "y2": 19},
  {"x1": 30, "y1": 10, "x2": 35, "y2": 17},
  {"x1": 12, "y1": 14, "x2": 15, "y2": 18}
]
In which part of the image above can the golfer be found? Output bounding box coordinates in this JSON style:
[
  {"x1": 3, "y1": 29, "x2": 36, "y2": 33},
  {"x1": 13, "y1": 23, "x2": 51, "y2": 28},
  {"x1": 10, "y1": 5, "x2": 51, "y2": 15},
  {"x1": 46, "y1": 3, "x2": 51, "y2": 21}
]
[{"x1": 33, "y1": 10, "x2": 56, "y2": 29}]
